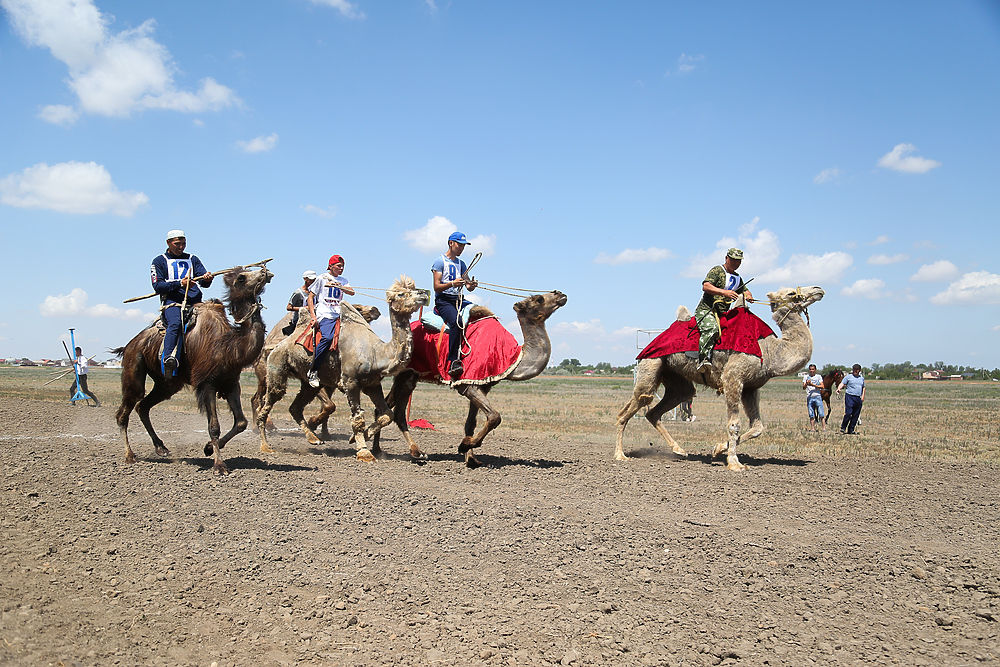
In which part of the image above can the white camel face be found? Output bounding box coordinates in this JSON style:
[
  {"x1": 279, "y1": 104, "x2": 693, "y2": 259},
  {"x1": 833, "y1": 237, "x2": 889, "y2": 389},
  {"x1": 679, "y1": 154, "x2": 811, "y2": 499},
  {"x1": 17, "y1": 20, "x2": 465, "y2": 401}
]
[
  {"x1": 766, "y1": 286, "x2": 824, "y2": 309},
  {"x1": 385, "y1": 277, "x2": 430, "y2": 315}
]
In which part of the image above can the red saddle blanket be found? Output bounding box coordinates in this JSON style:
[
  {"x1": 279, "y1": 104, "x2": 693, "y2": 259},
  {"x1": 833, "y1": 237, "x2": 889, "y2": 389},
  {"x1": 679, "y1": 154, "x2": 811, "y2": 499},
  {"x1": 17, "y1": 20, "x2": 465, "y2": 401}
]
[
  {"x1": 410, "y1": 317, "x2": 523, "y2": 384},
  {"x1": 637, "y1": 307, "x2": 775, "y2": 360}
]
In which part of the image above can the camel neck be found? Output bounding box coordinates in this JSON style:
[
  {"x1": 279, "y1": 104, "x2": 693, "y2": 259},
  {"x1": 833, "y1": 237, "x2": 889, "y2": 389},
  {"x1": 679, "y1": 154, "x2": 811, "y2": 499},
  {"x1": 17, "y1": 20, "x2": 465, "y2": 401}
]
[
  {"x1": 508, "y1": 312, "x2": 551, "y2": 381},
  {"x1": 763, "y1": 306, "x2": 813, "y2": 376}
]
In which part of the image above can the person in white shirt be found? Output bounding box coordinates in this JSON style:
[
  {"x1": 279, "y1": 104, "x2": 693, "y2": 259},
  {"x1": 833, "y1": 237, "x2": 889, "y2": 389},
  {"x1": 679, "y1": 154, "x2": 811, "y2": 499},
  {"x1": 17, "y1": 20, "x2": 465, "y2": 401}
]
[
  {"x1": 70, "y1": 346, "x2": 100, "y2": 407},
  {"x1": 305, "y1": 255, "x2": 355, "y2": 388},
  {"x1": 802, "y1": 363, "x2": 824, "y2": 431},
  {"x1": 431, "y1": 231, "x2": 478, "y2": 379}
]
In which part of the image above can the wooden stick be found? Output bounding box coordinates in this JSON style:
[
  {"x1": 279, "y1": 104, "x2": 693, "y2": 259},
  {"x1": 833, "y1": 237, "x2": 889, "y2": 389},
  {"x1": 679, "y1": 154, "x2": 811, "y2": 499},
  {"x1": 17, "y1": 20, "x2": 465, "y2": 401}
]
[
  {"x1": 43, "y1": 370, "x2": 74, "y2": 386},
  {"x1": 122, "y1": 258, "x2": 273, "y2": 303}
]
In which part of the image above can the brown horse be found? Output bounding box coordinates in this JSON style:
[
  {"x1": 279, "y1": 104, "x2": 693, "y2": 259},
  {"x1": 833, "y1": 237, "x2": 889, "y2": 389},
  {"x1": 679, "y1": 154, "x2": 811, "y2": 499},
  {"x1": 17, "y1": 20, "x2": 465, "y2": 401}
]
[
  {"x1": 113, "y1": 266, "x2": 273, "y2": 474},
  {"x1": 820, "y1": 369, "x2": 844, "y2": 425}
]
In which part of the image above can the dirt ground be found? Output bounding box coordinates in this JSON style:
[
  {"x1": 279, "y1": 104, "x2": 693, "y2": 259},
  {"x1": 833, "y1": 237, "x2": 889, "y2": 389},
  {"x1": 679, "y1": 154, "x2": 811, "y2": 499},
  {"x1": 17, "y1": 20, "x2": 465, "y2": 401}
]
[{"x1": 2, "y1": 375, "x2": 999, "y2": 666}]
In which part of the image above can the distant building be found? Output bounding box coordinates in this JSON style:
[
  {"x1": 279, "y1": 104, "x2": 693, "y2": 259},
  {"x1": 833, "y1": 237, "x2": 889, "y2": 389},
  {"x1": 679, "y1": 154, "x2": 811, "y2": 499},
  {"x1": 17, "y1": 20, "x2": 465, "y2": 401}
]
[{"x1": 921, "y1": 370, "x2": 963, "y2": 380}]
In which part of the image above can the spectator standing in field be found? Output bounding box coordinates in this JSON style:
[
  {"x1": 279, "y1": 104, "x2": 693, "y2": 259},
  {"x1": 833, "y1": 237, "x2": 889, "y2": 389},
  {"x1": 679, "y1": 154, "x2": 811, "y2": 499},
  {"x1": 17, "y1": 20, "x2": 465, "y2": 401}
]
[
  {"x1": 432, "y1": 231, "x2": 478, "y2": 379},
  {"x1": 70, "y1": 346, "x2": 100, "y2": 407},
  {"x1": 282, "y1": 270, "x2": 317, "y2": 336},
  {"x1": 695, "y1": 248, "x2": 753, "y2": 371},
  {"x1": 150, "y1": 230, "x2": 213, "y2": 376},
  {"x1": 306, "y1": 255, "x2": 355, "y2": 388},
  {"x1": 836, "y1": 364, "x2": 866, "y2": 434},
  {"x1": 803, "y1": 363, "x2": 825, "y2": 431}
]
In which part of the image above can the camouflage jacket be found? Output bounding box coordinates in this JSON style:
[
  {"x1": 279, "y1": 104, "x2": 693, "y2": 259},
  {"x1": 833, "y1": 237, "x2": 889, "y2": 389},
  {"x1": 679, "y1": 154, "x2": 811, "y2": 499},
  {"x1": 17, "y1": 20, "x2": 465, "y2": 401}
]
[{"x1": 699, "y1": 265, "x2": 746, "y2": 312}]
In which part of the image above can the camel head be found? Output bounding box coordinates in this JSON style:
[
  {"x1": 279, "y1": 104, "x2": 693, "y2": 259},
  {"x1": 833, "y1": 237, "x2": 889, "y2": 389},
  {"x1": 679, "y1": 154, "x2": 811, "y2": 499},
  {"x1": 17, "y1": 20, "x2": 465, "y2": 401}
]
[
  {"x1": 766, "y1": 286, "x2": 825, "y2": 314},
  {"x1": 513, "y1": 291, "x2": 568, "y2": 324},
  {"x1": 384, "y1": 275, "x2": 430, "y2": 316},
  {"x1": 355, "y1": 304, "x2": 381, "y2": 323},
  {"x1": 222, "y1": 266, "x2": 274, "y2": 304}
]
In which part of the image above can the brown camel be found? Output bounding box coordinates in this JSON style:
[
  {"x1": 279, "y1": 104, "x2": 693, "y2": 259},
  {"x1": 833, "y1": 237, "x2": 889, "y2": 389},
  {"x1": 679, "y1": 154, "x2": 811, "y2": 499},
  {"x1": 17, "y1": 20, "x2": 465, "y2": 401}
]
[
  {"x1": 615, "y1": 286, "x2": 824, "y2": 470},
  {"x1": 250, "y1": 303, "x2": 381, "y2": 436},
  {"x1": 255, "y1": 276, "x2": 429, "y2": 461},
  {"x1": 382, "y1": 290, "x2": 567, "y2": 467},
  {"x1": 113, "y1": 265, "x2": 274, "y2": 474}
]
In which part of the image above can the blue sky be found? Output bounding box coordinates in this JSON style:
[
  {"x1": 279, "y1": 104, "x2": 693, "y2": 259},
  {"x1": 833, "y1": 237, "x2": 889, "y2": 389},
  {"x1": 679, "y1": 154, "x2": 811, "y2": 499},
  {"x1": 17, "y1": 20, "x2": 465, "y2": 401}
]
[{"x1": 1, "y1": 0, "x2": 998, "y2": 368}]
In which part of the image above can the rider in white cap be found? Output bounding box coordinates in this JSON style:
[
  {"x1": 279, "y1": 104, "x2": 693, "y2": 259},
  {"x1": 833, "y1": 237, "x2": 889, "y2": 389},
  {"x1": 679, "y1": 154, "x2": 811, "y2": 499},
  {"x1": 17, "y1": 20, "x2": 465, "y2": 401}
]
[
  {"x1": 282, "y1": 270, "x2": 318, "y2": 335},
  {"x1": 150, "y1": 230, "x2": 213, "y2": 376}
]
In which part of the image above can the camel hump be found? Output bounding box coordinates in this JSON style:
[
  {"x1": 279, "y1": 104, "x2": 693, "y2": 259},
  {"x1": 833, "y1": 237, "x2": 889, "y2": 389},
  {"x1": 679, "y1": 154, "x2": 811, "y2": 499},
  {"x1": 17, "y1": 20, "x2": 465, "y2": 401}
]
[
  {"x1": 468, "y1": 305, "x2": 495, "y2": 322},
  {"x1": 676, "y1": 305, "x2": 691, "y2": 321},
  {"x1": 340, "y1": 301, "x2": 372, "y2": 328}
]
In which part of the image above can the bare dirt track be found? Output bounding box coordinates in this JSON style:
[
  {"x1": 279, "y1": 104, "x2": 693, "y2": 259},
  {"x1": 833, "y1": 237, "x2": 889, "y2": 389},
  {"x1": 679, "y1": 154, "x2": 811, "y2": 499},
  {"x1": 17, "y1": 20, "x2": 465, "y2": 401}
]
[{"x1": 2, "y1": 373, "x2": 999, "y2": 666}]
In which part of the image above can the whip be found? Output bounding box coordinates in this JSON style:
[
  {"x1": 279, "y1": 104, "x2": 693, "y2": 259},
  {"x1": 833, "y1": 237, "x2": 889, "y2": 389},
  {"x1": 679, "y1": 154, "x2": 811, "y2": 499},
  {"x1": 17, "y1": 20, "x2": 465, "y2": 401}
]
[{"x1": 122, "y1": 258, "x2": 273, "y2": 303}]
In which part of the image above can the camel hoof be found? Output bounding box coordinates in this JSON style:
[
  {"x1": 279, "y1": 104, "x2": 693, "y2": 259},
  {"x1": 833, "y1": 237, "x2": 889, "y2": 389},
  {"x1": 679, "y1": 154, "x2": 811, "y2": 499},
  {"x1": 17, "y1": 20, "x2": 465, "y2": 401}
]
[
  {"x1": 712, "y1": 442, "x2": 729, "y2": 457},
  {"x1": 265, "y1": 420, "x2": 277, "y2": 432},
  {"x1": 203, "y1": 443, "x2": 213, "y2": 457},
  {"x1": 213, "y1": 461, "x2": 230, "y2": 475},
  {"x1": 124, "y1": 452, "x2": 137, "y2": 464},
  {"x1": 726, "y1": 457, "x2": 747, "y2": 471},
  {"x1": 155, "y1": 445, "x2": 170, "y2": 457},
  {"x1": 671, "y1": 446, "x2": 688, "y2": 457},
  {"x1": 614, "y1": 452, "x2": 630, "y2": 461},
  {"x1": 409, "y1": 448, "x2": 427, "y2": 461},
  {"x1": 465, "y1": 451, "x2": 482, "y2": 469},
  {"x1": 305, "y1": 432, "x2": 320, "y2": 445},
  {"x1": 260, "y1": 443, "x2": 275, "y2": 454},
  {"x1": 458, "y1": 438, "x2": 475, "y2": 455},
  {"x1": 356, "y1": 449, "x2": 376, "y2": 463}
]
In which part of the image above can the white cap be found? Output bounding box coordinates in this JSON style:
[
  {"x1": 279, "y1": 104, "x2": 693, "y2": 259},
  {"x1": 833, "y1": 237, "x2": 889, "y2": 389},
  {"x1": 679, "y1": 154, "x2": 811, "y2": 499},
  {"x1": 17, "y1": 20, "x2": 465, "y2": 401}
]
[
  {"x1": 166, "y1": 229, "x2": 186, "y2": 240},
  {"x1": 302, "y1": 270, "x2": 317, "y2": 280}
]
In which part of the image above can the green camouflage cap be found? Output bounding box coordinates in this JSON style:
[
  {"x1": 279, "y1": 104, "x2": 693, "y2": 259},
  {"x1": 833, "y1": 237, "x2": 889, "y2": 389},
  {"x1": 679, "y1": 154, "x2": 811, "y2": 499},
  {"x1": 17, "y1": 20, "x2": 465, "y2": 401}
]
[{"x1": 726, "y1": 247, "x2": 744, "y2": 260}]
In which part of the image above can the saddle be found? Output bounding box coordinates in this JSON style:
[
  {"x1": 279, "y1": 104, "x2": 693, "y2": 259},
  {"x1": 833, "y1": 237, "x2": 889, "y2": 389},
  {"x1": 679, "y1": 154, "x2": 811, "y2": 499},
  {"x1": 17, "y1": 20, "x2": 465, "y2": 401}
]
[{"x1": 295, "y1": 318, "x2": 340, "y2": 354}]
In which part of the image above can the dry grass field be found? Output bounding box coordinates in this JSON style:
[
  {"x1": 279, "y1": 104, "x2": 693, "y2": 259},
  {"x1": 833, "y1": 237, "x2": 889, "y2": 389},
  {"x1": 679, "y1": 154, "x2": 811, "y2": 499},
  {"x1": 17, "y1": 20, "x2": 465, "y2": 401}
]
[{"x1": 2, "y1": 367, "x2": 999, "y2": 665}]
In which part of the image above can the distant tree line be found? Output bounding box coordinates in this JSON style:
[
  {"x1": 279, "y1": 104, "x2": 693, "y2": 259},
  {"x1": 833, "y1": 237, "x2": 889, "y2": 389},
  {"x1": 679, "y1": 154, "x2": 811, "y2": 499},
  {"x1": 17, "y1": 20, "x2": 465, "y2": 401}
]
[{"x1": 545, "y1": 358, "x2": 635, "y2": 376}]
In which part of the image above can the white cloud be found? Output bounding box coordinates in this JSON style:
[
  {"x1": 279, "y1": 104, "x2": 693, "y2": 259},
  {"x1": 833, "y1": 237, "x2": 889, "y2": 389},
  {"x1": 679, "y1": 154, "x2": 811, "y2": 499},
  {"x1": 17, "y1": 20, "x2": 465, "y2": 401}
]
[
  {"x1": 868, "y1": 253, "x2": 907, "y2": 265},
  {"x1": 40, "y1": 288, "x2": 155, "y2": 320},
  {"x1": 1, "y1": 161, "x2": 148, "y2": 216},
  {"x1": 38, "y1": 103, "x2": 79, "y2": 126},
  {"x1": 553, "y1": 320, "x2": 606, "y2": 336},
  {"x1": 237, "y1": 133, "x2": 278, "y2": 154},
  {"x1": 871, "y1": 235, "x2": 890, "y2": 245},
  {"x1": 758, "y1": 251, "x2": 854, "y2": 286},
  {"x1": 611, "y1": 325, "x2": 642, "y2": 338},
  {"x1": 306, "y1": 0, "x2": 365, "y2": 19},
  {"x1": 301, "y1": 204, "x2": 337, "y2": 218},
  {"x1": 841, "y1": 279, "x2": 887, "y2": 299},
  {"x1": 911, "y1": 260, "x2": 959, "y2": 283},
  {"x1": 683, "y1": 217, "x2": 782, "y2": 279},
  {"x1": 877, "y1": 143, "x2": 941, "y2": 174},
  {"x1": 813, "y1": 167, "x2": 841, "y2": 184},
  {"x1": 993, "y1": 325, "x2": 1000, "y2": 332},
  {"x1": 676, "y1": 53, "x2": 704, "y2": 74},
  {"x1": 3, "y1": 0, "x2": 239, "y2": 120},
  {"x1": 930, "y1": 272, "x2": 1000, "y2": 306},
  {"x1": 594, "y1": 247, "x2": 673, "y2": 265},
  {"x1": 403, "y1": 215, "x2": 496, "y2": 256}
]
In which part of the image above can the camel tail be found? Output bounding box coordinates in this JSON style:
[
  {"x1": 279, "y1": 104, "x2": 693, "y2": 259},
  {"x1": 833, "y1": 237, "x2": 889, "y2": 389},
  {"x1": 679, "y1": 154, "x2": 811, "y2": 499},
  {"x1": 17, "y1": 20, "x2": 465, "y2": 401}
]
[{"x1": 676, "y1": 305, "x2": 691, "y2": 321}]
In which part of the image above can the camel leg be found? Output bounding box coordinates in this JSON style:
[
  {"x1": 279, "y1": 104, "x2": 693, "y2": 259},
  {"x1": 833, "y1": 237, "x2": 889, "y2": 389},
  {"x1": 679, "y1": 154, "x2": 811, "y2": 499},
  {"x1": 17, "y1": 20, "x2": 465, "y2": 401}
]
[
  {"x1": 343, "y1": 382, "x2": 374, "y2": 462},
  {"x1": 116, "y1": 367, "x2": 147, "y2": 465},
  {"x1": 384, "y1": 371, "x2": 425, "y2": 460},
  {"x1": 740, "y1": 387, "x2": 764, "y2": 443},
  {"x1": 136, "y1": 381, "x2": 177, "y2": 459},
  {"x1": 256, "y1": 368, "x2": 289, "y2": 453},
  {"x1": 289, "y1": 381, "x2": 323, "y2": 445},
  {"x1": 713, "y1": 374, "x2": 746, "y2": 471},
  {"x1": 457, "y1": 385, "x2": 499, "y2": 468},
  {"x1": 645, "y1": 380, "x2": 696, "y2": 457},
  {"x1": 614, "y1": 362, "x2": 665, "y2": 460},
  {"x1": 198, "y1": 387, "x2": 228, "y2": 475},
  {"x1": 203, "y1": 383, "x2": 249, "y2": 456},
  {"x1": 305, "y1": 388, "x2": 336, "y2": 440},
  {"x1": 360, "y1": 384, "x2": 393, "y2": 456}
]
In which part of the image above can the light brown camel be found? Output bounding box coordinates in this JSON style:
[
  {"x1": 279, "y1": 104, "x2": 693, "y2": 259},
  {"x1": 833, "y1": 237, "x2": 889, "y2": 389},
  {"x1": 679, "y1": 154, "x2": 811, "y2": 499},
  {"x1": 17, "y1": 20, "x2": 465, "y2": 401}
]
[
  {"x1": 113, "y1": 265, "x2": 274, "y2": 475},
  {"x1": 615, "y1": 286, "x2": 824, "y2": 470},
  {"x1": 255, "y1": 276, "x2": 429, "y2": 461},
  {"x1": 250, "y1": 303, "x2": 381, "y2": 437},
  {"x1": 382, "y1": 290, "x2": 568, "y2": 467}
]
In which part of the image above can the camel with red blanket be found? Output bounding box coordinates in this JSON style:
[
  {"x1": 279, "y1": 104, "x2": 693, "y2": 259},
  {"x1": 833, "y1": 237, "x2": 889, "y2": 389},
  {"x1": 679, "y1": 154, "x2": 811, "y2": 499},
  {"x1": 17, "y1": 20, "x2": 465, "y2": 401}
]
[
  {"x1": 615, "y1": 286, "x2": 824, "y2": 470},
  {"x1": 380, "y1": 290, "x2": 567, "y2": 467}
]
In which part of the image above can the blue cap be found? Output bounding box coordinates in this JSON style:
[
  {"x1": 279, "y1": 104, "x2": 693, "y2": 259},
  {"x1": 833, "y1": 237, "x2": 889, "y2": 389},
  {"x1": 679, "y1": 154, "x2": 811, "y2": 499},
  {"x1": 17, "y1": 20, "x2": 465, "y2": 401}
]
[{"x1": 448, "y1": 232, "x2": 470, "y2": 245}]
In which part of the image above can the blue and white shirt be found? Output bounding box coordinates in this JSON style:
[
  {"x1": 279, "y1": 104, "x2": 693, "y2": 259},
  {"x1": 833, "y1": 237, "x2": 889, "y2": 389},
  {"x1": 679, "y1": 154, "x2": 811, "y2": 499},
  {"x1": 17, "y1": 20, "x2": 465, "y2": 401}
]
[
  {"x1": 805, "y1": 373, "x2": 824, "y2": 398},
  {"x1": 839, "y1": 374, "x2": 865, "y2": 397},
  {"x1": 151, "y1": 252, "x2": 209, "y2": 304},
  {"x1": 309, "y1": 272, "x2": 350, "y2": 320},
  {"x1": 431, "y1": 255, "x2": 467, "y2": 298}
]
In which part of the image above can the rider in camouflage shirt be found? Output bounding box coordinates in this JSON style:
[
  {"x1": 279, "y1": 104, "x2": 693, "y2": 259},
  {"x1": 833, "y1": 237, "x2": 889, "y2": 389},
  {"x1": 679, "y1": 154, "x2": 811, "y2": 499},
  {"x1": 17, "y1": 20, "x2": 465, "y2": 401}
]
[{"x1": 694, "y1": 248, "x2": 753, "y2": 370}]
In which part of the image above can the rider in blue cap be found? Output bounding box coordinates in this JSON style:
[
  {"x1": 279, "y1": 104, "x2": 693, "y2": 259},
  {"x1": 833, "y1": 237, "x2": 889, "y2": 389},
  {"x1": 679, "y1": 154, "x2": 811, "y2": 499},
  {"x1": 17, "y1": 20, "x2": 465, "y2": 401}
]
[{"x1": 432, "y1": 231, "x2": 478, "y2": 379}]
